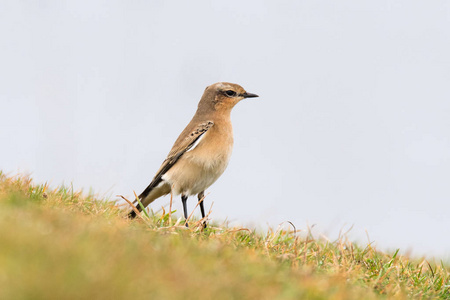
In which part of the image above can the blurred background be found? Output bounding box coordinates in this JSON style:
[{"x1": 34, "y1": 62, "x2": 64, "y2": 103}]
[{"x1": 1, "y1": 1, "x2": 449, "y2": 259}]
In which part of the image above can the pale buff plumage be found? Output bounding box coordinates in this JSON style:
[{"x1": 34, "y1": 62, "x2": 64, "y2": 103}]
[{"x1": 128, "y1": 82, "x2": 258, "y2": 225}]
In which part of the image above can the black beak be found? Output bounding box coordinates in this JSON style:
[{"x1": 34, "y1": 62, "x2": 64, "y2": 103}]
[{"x1": 242, "y1": 92, "x2": 259, "y2": 98}]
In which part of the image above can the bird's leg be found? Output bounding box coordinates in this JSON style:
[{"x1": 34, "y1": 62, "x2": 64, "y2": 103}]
[
  {"x1": 198, "y1": 191, "x2": 206, "y2": 228},
  {"x1": 181, "y1": 195, "x2": 188, "y2": 227}
]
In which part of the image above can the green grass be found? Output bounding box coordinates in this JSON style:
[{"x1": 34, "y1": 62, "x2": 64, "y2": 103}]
[{"x1": 0, "y1": 172, "x2": 449, "y2": 299}]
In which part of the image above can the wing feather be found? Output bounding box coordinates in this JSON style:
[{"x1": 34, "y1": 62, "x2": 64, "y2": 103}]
[{"x1": 138, "y1": 121, "x2": 214, "y2": 200}]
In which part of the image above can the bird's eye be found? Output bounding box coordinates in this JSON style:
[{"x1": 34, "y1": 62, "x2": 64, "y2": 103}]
[{"x1": 225, "y1": 90, "x2": 237, "y2": 97}]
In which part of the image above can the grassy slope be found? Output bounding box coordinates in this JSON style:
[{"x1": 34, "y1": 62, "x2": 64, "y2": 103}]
[{"x1": 0, "y1": 173, "x2": 449, "y2": 299}]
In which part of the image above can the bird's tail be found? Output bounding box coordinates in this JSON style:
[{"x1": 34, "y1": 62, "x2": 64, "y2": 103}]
[
  {"x1": 127, "y1": 195, "x2": 144, "y2": 219},
  {"x1": 127, "y1": 181, "x2": 171, "y2": 219}
]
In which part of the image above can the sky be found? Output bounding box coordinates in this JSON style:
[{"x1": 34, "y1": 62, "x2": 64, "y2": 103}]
[{"x1": 1, "y1": 1, "x2": 450, "y2": 259}]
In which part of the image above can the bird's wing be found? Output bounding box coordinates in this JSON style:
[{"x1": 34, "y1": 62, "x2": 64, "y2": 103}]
[{"x1": 138, "y1": 121, "x2": 214, "y2": 200}]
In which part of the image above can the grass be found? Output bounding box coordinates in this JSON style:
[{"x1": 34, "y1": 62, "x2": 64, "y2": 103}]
[{"x1": 0, "y1": 172, "x2": 449, "y2": 299}]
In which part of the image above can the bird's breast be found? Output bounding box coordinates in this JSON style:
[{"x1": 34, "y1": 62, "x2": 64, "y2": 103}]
[
  {"x1": 183, "y1": 126, "x2": 233, "y2": 169},
  {"x1": 163, "y1": 124, "x2": 234, "y2": 195}
]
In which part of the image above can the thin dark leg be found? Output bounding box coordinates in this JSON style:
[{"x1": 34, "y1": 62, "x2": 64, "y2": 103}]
[
  {"x1": 198, "y1": 191, "x2": 206, "y2": 228},
  {"x1": 181, "y1": 195, "x2": 188, "y2": 227}
]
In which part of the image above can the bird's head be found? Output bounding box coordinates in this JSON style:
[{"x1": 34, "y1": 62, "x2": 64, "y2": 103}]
[{"x1": 198, "y1": 82, "x2": 258, "y2": 113}]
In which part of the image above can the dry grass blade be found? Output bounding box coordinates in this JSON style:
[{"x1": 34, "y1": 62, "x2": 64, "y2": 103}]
[
  {"x1": 117, "y1": 194, "x2": 151, "y2": 226},
  {"x1": 168, "y1": 185, "x2": 174, "y2": 226},
  {"x1": 133, "y1": 190, "x2": 152, "y2": 219},
  {"x1": 186, "y1": 193, "x2": 210, "y2": 227}
]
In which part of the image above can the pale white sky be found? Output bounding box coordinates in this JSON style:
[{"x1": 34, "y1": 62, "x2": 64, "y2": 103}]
[{"x1": 1, "y1": 1, "x2": 450, "y2": 259}]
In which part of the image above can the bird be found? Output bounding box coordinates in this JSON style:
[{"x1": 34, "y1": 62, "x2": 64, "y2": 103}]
[{"x1": 128, "y1": 82, "x2": 258, "y2": 227}]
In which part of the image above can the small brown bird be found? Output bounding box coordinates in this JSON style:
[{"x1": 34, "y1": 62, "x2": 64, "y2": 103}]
[{"x1": 128, "y1": 82, "x2": 258, "y2": 226}]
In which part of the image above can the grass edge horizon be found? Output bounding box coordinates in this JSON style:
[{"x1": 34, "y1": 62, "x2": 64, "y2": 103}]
[{"x1": 0, "y1": 172, "x2": 449, "y2": 299}]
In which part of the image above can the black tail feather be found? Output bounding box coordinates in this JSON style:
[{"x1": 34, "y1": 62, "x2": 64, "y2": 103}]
[
  {"x1": 128, "y1": 209, "x2": 138, "y2": 219},
  {"x1": 127, "y1": 191, "x2": 145, "y2": 219},
  {"x1": 127, "y1": 180, "x2": 159, "y2": 219}
]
